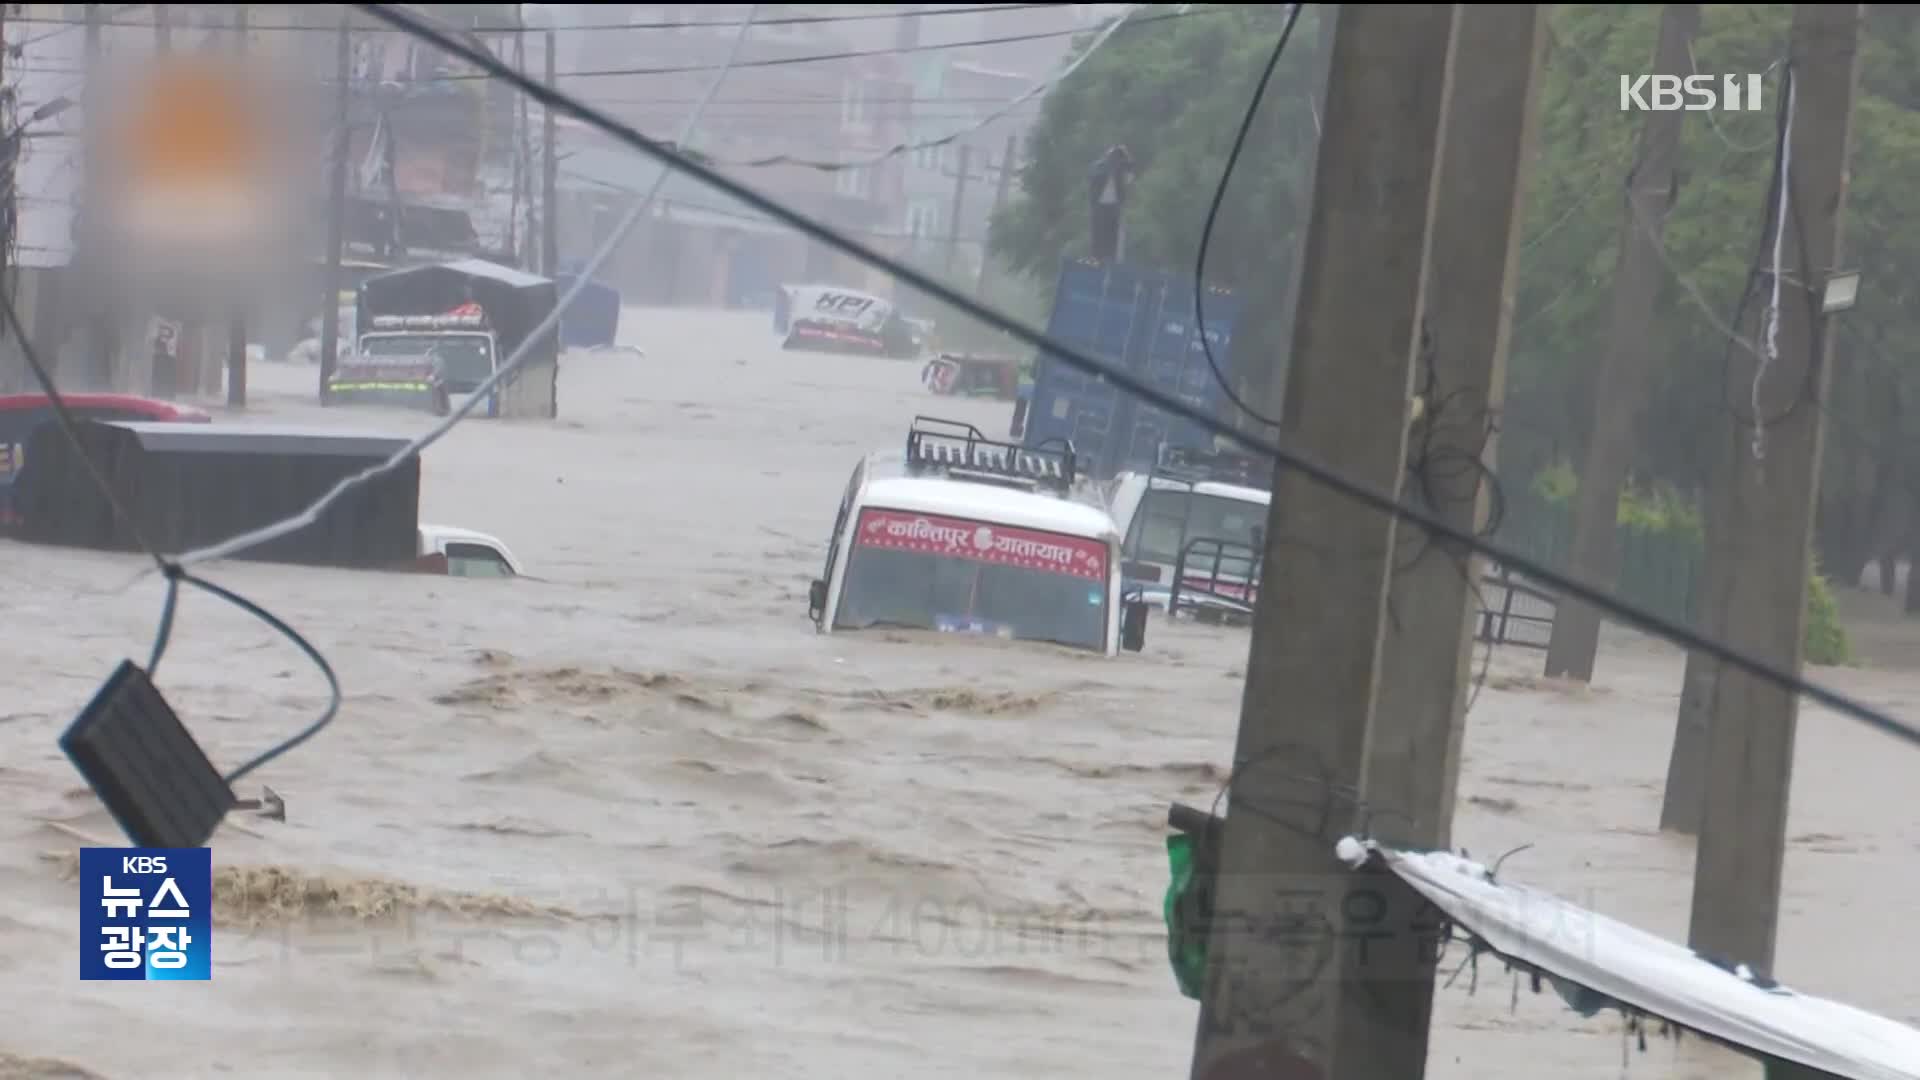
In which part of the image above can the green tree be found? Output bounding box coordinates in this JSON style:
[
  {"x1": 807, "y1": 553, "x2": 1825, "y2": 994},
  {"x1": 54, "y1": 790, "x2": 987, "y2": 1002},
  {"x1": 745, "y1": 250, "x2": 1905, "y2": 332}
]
[
  {"x1": 996, "y1": 4, "x2": 1920, "y2": 596},
  {"x1": 990, "y1": 5, "x2": 1323, "y2": 297}
]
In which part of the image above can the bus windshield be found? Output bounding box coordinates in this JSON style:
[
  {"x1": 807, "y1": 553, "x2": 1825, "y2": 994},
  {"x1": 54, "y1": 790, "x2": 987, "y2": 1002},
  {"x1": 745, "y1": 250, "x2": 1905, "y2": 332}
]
[
  {"x1": 1126, "y1": 489, "x2": 1266, "y2": 573},
  {"x1": 835, "y1": 508, "x2": 1111, "y2": 652},
  {"x1": 360, "y1": 333, "x2": 495, "y2": 391}
]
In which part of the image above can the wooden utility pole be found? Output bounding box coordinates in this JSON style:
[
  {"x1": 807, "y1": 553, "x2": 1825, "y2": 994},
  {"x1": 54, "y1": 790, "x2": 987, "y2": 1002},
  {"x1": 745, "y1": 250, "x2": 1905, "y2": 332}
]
[
  {"x1": 226, "y1": 5, "x2": 248, "y2": 408},
  {"x1": 975, "y1": 134, "x2": 1016, "y2": 298},
  {"x1": 945, "y1": 143, "x2": 971, "y2": 276},
  {"x1": 542, "y1": 29, "x2": 559, "y2": 277},
  {"x1": 1187, "y1": 7, "x2": 1455, "y2": 1079},
  {"x1": 1543, "y1": 4, "x2": 1701, "y2": 682},
  {"x1": 380, "y1": 96, "x2": 404, "y2": 262},
  {"x1": 0, "y1": 3, "x2": 6, "y2": 323},
  {"x1": 1688, "y1": 3, "x2": 1862, "y2": 996},
  {"x1": 1357, "y1": 9, "x2": 1545, "y2": 1076},
  {"x1": 83, "y1": 3, "x2": 117, "y2": 393},
  {"x1": 509, "y1": 29, "x2": 529, "y2": 264},
  {"x1": 144, "y1": 5, "x2": 175, "y2": 401},
  {"x1": 319, "y1": 13, "x2": 350, "y2": 404}
]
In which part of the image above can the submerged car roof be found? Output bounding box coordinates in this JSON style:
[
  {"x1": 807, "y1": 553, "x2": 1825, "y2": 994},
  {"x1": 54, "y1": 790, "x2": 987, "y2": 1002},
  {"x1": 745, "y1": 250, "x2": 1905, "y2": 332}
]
[
  {"x1": 860, "y1": 453, "x2": 1121, "y2": 543},
  {"x1": 1121, "y1": 471, "x2": 1271, "y2": 505}
]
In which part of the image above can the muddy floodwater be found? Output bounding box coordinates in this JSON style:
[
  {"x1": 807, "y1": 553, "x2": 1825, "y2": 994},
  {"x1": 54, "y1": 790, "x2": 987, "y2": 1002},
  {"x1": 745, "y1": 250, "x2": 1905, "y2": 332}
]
[{"x1": 2, "y1": 308, "x2": 1916, "y2": 1078}]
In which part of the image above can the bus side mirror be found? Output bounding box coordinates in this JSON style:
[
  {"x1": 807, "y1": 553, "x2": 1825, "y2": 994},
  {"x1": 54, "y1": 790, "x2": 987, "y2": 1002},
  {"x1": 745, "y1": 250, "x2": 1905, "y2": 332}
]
[
  {"x1": 1121, "y1": 598, "x2": 1149, "y2": 652},
  {"x1": 808, "y1": 578, "x2": 827, "y2": 621}
]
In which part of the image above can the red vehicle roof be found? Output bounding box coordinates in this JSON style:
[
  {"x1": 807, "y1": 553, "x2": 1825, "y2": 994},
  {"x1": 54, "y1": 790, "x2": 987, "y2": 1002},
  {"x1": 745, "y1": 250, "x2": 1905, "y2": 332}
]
[{"x1": 0, "y1": 394, "x2": 212, "y2": 422}]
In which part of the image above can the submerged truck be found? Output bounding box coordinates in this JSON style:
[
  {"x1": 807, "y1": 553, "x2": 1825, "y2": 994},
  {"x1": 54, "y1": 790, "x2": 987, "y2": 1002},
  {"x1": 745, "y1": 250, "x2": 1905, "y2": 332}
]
[
  {"x1": 1018, "y1": 257, "x2": 1249, "y2": 482},
  {"x1": 339, "y1": 259, "x2": 561, "y2": 420}
]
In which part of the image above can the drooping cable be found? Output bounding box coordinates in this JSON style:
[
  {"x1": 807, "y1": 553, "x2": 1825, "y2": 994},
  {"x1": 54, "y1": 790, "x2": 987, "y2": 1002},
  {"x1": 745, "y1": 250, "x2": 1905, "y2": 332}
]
[
  {"x1": 1752, "y1": 63, "x2": 1795, "y2": 462},
  {"x1": 1192, "y1": 3, "x2": 1300, "y2": 433}
]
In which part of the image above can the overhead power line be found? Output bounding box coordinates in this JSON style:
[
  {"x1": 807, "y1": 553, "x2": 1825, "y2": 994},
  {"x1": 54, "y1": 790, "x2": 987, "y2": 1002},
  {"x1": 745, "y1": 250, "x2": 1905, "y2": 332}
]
[
  {"x1": 422, "y1": 8, "x2": 1213, "y2": 83},
  {"x1": 705, "y1": 5, "x2": 1146, "y2": 172},
  {"x1": 8, "y1": 10, "x2": 1212, "y2": 89},
  {"x1": 2, "y1": 4, "x2": 1069, "y2": 35}
]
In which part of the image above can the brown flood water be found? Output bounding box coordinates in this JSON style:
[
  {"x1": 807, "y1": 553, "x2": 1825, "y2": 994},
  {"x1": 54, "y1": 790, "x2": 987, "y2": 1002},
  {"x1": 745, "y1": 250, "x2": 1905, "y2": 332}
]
[{"x1": 1, "y1": 309, "x2": 1914, "y2": 1078}]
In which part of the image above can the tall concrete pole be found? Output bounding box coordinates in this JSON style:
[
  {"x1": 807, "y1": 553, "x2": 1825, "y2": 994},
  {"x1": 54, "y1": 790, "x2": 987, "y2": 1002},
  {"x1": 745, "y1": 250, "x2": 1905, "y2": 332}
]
[
  {"x1": 1688, "y1": 2, "x2": 1862, "y2": 996},
  {"x1": 1542, "y1": 4, "x2": 1700, "y2": 681},
  {"x1": 1187, "y1": 6, "x2": 1455, "y2": 1079},
  {"x1": 1357, "y1": 9, "x2": 1546, "y2": 1075}
]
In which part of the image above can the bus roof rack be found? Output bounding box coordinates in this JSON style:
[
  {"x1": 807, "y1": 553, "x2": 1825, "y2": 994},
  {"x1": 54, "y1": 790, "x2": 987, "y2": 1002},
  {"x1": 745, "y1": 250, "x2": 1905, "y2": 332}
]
[
  {"x1": 906, "y1": 415, "x2": 1075, "y2": 494},
  {"x1": 1155, "y1": 442, "x2": 1274, "y2": 490}
]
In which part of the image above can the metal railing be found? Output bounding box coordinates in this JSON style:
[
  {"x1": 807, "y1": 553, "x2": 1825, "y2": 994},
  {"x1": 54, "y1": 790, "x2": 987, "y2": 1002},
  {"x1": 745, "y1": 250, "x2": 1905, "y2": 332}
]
[
  {"x1": 1168, "y1": 537, "x2": 1262, "y2": 623},
  {"x1": 1474, "y1": 563, "x2": 1557, "y2": 649}
]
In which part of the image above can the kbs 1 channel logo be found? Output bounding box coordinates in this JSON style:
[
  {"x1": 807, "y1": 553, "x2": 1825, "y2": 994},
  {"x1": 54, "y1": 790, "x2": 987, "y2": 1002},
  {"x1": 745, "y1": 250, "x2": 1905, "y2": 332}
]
[
  {"x1": 78, "y1": 848, "x2": 213, "y2": 981},
  {"x1": 1619, "y1": 73, "x2": 1767, "y2": 113}
]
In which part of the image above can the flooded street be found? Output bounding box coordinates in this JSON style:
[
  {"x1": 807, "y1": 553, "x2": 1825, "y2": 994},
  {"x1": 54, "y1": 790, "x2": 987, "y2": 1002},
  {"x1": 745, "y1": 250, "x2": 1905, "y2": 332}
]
[{"x1": 3, "y1": 308, "x2": 1917, "y2": 1078}]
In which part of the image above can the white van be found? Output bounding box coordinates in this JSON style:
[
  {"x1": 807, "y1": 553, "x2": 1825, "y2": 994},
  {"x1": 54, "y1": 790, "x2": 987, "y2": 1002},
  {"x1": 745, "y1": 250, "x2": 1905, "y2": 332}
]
[
  {"x1": 416, "y1": 524, "x2": 521, "y2": 579},
  {"x1": 1105, "y1": 446, "x2": 1272, "y2": 617},
  {"x1": 809, "y1": 418, "x2": 1148, "y2": 656}
]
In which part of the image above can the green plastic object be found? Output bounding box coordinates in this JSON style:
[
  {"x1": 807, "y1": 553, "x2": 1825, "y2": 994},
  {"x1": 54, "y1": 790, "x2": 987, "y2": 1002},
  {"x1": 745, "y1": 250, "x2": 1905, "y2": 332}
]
[{"x1": 1163, "y1": 833, "x2": 1209, "y2": 1000}]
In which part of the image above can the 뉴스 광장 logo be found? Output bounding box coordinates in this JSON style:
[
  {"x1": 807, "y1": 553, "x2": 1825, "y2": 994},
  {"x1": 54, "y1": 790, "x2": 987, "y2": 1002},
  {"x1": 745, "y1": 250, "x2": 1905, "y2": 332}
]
[
  {"x1": 1620, "y1": 73, "x2": 1765, "y2": 112},
  {"x1": 79, "y1": 847, "x2": 213, "y2": 981}
]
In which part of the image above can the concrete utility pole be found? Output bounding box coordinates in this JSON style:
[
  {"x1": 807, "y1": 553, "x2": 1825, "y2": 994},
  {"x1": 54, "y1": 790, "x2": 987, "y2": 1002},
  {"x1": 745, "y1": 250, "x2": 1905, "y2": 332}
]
[
  {"x1": 975, "y1": 134, "x2": 1016, "y2": 298},
  {"x1": 945, "y1": 142, "x2": 971, "y2": 276},
  {"x1": 542, "y1": 28, "x2": 559, "y2": 277},
  {"x1": 1187, "y1": 6, "x2": 1455, "y2": 1079},
  {"x1": 1661, "y1": 330, "x2": 1750, "y2": 833},
  {"x1": 226, "y1": 5, "x2": 248, "y2": 408},
  {"x1": 1543, "y1": 4, "x2": 1700, "y2": 682},
  {"x1": 1688, "y1": 2, "x2": 1862, "y2": 1002},
  {"x1": 1358, "y1": 8, "x2": 1545, "y2": 1076},
  {"x1": 319, "y1": 13, "x2": 350, "y2": 405}
]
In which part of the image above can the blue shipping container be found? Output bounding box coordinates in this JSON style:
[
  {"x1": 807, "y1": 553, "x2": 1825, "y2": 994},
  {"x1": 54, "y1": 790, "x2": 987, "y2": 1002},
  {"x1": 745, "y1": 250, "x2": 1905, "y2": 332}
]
[{"x1": 1022, "y1": 256, "x2": 1243, "y2": 481}]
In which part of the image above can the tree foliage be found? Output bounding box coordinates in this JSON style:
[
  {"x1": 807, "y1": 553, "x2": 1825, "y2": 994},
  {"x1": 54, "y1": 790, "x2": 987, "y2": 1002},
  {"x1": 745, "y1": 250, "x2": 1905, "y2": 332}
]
[
  {"x1": 993, "y1": 4, "x2": 1920, "y2": 591},
  {"x1": 991, "y1": 5, "x2": 1323, "y2": 296}
]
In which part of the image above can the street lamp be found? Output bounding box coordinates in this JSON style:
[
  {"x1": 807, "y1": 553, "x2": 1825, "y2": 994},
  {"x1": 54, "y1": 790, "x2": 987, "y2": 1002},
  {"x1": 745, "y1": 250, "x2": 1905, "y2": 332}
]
[
  {"x1": 1823, "y1": 269, "x2": 1860, "y2": 315},
  {"x1": 27, "y1": 96, "x2": 75, "y2": 126}
]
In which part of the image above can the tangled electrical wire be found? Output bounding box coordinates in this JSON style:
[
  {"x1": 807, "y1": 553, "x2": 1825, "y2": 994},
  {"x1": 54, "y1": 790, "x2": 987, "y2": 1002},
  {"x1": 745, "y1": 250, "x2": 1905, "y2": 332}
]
[
  {"x1": 1715, "y1": 59, "x2": 1821, "y2": 441},
  {"x1": 0, "y1": 290, "x2": 340, "y2": 787},
  {"x1": 352, "y1": 0, "x2": 1920, "y2": 758}
]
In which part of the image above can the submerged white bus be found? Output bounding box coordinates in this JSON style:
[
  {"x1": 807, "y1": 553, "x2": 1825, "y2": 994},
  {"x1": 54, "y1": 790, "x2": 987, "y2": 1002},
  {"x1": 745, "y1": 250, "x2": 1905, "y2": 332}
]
[{"x1": 809, "y1": 418, "x2": 1148, "y2": 657}]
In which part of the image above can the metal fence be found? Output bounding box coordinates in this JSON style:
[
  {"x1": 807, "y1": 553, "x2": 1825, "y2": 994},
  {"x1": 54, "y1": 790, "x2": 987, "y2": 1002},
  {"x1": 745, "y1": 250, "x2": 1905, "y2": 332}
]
[{"x1": 1493, "y1": 488, "x2": 1703, "y2": 628}]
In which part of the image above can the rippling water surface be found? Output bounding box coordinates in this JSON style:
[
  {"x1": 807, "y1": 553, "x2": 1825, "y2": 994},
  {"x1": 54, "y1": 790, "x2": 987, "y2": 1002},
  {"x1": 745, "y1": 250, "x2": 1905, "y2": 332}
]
[{"x1": 2, "y1": 309, "x2": 1914, "y2": 1079}]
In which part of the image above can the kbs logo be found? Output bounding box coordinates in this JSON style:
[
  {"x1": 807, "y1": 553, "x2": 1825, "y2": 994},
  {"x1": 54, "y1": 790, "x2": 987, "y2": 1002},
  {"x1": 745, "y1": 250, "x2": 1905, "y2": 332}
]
[
  {"x1": 1619, "y1": 73, "x2": 1765, "y2": 112},
  {"x1": 79, "y1": 846, "x2": 212, "y2": 981}
]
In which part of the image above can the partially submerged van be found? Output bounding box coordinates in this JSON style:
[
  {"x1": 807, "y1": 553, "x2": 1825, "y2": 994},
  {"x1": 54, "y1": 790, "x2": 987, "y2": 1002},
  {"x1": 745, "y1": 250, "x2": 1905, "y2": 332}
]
[
  {"x1": 809, "y1": 417, "x2": 1149, "y2": 656},
  {"x1": 1105, "y1": 445, "x2": 1273, "y2": 619}
]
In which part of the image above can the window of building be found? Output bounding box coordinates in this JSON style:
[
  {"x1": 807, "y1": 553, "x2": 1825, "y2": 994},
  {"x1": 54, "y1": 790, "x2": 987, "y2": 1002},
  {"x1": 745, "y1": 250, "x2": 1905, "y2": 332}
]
[
  {"x1": 835, "y1": 164, "x2": 872, "y2": 199},
  {"x1": 906, "y1": 199, "x2": 942, "y2": 239},
  {"x1": 841, "y1": 78, "x2": 870, "y2": 130}
]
